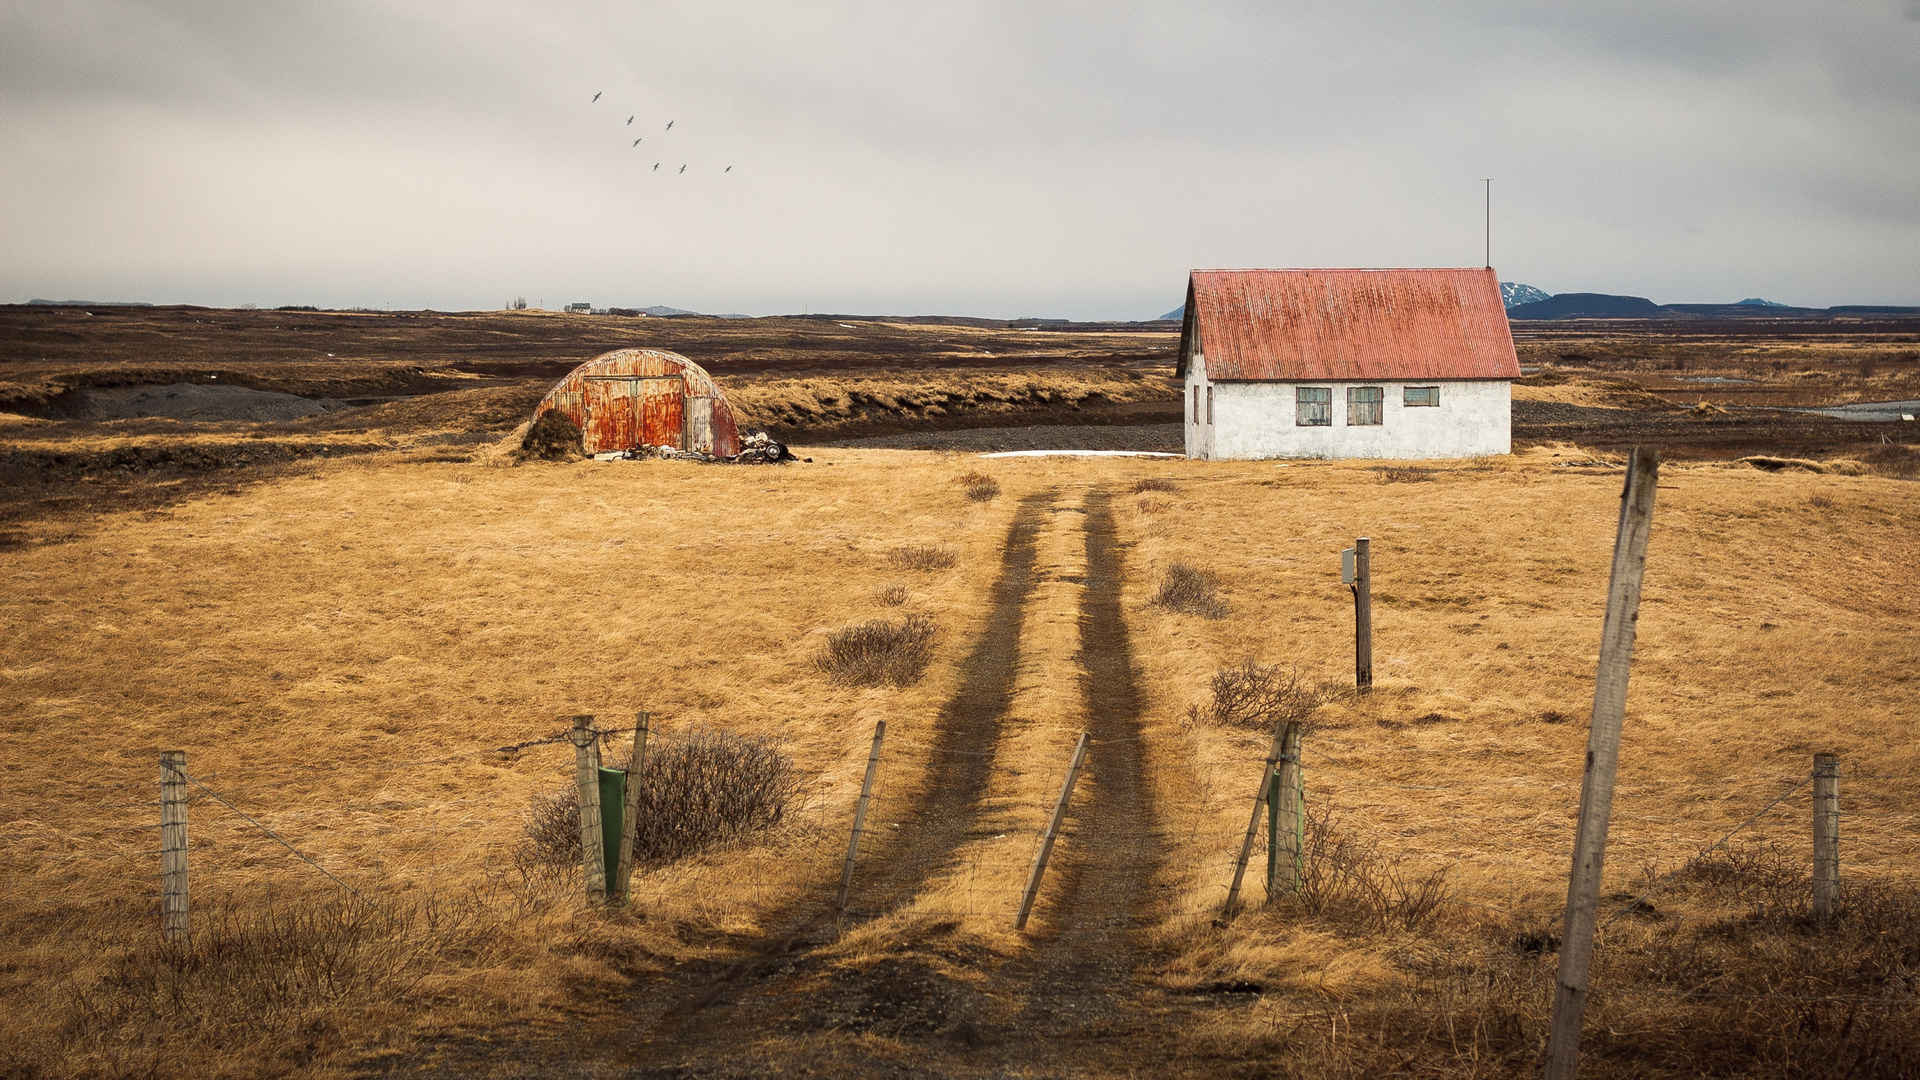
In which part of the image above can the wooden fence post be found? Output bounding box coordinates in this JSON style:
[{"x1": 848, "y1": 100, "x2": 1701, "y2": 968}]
[
  {"x1": 1267, "y1": 724, "x2": 1304, "y2": 898},
  {"x1": 1224, "y1": 722, "x2": 1292, "y2": 916},
  {"x1": 612, "y1": 712, "x2": 650, "y2": 905},
  {"x1": 1544, "y1": 447, "x2": 1660, "y2": 1080},
  {"x1": 160, "y1": 750, "x2": 189, "y2": 943},
  {"x1": 570, "y1": 715, "x2": 606, "y2": 903},
  {"x1": 1353, "y1": 537, "x2": 1373, "y2": 692},
  {"x1": 1812, "y1": 753, "x2": 1839, "y2": 922},
  {"x1": 838, "y1": 720, "x2": 886, "y2": 913},
  {"x1": 1016, "y1": 732, "x2": 1089, "y2": 931}
]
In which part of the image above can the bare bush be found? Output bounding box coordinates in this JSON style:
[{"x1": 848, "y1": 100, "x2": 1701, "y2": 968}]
[
  {"x1": 1153, "y1": 562, "x2": 1227, "y2": 618},
  {"x1": 1133, "y1": 478, "x2": 1177, "y2": 493},
  {"x1": 1375, "y1": 465, "x2": 1439, "y2": 483},
  {"x1": 521, "y1": 728, "x2": 802, "y2": 870},
  {"x1": 875, "y1": 583, "x2": 910, "y2": 606},
  {"x1": 517, "y1": 410, "x2": 583, "y2": 462},
  {"x1": 1136, "y1": 496, "x2": 1172, "y2": 515},
  {"x1": 887, "y1": 545, "x2": 957, "y2": 571},
  {"x1": 955, "y1": 471, "x2": 1000, "y2": 502},
  {"x1": 1187, "y1": 659, "x2": 1322, "y2": 733},
  {"x1": 815, "y1": 613, "x2": 938, "y2": 686},
  {"x1": 1278, "y1": 804, "x2": 1452, "y2": 934}
]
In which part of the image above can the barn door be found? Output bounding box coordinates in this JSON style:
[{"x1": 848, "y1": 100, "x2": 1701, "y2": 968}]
[
  {"x1": 638, "y1": 379, "x2": 686, "y2": 450},
  {"x1": 583, "y1": 376, "x2": 684, "y2": 452},
  {"x1": 685, "y1": 396, "x2": 715, "y2": 455},
  {"x1": 581, "y1": 377, "x2": 638, "y2": 452}
]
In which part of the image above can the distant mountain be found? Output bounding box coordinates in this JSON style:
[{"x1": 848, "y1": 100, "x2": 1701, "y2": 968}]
[
  {"x1": 1500, "y1": 282, "x2": 1550, "y2": 309},
  {"x1": 1159, "y1": 305, "x2": 1184, "y2": 321},
  {"x1": 639, "y1": 304, "x2": 699, "y2": 317},
  {"x1": 1735, "y1": 297, "x2": 1788, "y2": 308},
  {"x1": 27, "y1": 298, "x2": 152, "y2": 307},
  {"x1": 1506, "y1": 293, "x2": 1664, "y2": 319}
]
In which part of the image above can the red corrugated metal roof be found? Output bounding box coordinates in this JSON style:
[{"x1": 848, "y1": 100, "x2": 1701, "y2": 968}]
[{"x1": 1177, "y1": 268, "x2": 1520, "y2": 382}]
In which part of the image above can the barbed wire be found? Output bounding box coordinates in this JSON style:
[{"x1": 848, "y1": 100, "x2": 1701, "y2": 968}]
[
  {"x1": 165, "y1": 759, "x2": 369, "y2": 902},
  {"x1": 1600, "y1": 771, "x2": 1814, "y2": 929}
]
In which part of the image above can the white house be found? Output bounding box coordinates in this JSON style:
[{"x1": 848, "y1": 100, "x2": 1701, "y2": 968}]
[{"x1": 1179, "y1": 268, "x2": 1520, "y2": 460}]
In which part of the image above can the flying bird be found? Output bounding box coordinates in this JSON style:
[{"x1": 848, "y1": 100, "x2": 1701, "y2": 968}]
[
  {"x1": 632, "y1": 137, "x2": 642, "y2": 147},
  {"x1": 678, "y1": 164, "x2": 686, "y2": 174},
  {"x1": 724, "y1": 165, "x2": 732, "y2": 173},
  {"x1": 626, "y1": 115, "x2": 633, "y2": 125},
  {"x1": 665, "y1": 120, "x2": 674, "y2": 131},
  {"x1": 591, "y1": 90, "x2": 601, "y2": 102},
  {"x1": 652, "y1": 162, "x2": 660, "y2": 171}
]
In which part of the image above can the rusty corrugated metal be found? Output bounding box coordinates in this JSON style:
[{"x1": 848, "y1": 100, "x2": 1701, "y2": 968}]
[
  {"x1": 1177, "y1": 268, "x2": 1521, "y2": 382},
  {"x1": 533, "y1": 348, "x2": 741, "y2": 456}
]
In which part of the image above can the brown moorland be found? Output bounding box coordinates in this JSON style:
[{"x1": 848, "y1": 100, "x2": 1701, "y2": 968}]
[{"x1": 2, "y1": 306, "x2": 1918, "y2": 1077}]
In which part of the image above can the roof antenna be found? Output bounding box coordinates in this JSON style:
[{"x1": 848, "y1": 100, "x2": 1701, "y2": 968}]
[{"x1": 1481, "y1": 177, "x2": 1492, "y2": 269}]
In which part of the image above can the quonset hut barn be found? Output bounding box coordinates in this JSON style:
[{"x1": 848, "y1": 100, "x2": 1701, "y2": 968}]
[
  {"x1": 533, "y1": 348, "x2": 741, "y2": 457},
  {"x1": 1178, "y1": 268, "x2": 1520, "y2": 460}
]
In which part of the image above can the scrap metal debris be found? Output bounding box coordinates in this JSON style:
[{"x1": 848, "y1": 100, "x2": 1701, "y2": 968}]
[{"x1": 591, "y1": 430, "x2": 805, "y2": 465}]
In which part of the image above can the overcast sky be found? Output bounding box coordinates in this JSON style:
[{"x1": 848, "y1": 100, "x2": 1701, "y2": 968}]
[{"x1": 3, "y1": 1, "x2": 1916, "y2": 318}]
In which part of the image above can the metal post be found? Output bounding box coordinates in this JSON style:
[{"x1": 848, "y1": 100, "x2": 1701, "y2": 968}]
[
  {"x1": 1353, "y1": 537, "x2": 1373, "y2": 692},
  {"x1": 1544, "y1": 448, "x2": 1660, "y2": 1080},
  {"x1": 160, "y1": 750, "x2": 189, "y2": 942},
  {"x1": 1812, "y1": 753, "x2": 1839, "y2": 922}
]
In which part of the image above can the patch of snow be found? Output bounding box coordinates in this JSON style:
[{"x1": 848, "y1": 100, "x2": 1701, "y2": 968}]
[{"x1": 977, "y1": 450, "x2": 1183, "y2": 459}]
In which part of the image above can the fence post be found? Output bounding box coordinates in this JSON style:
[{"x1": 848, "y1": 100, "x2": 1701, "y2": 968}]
[
  {"x1": 160, "y1": 750, "x2": 189, "y2": 943},
  {"x1": 1545, "y1": 447, "x2": 1660, "y2": 1080},
  {"x1": 612, "y1": 712, "x2": 650, "y2": 905},
  {"x1": 1016, "y1": 732, "x2": 1089, "y2": 931},
  {"x1": 838, "y1": 720, "x2": 886, "y2": 913},
  {"x1": 570, "y1": 715, "x2": 606, "y2": 903},
  {"x1": 1812, "y1": 753, "x2": 1839, "y2": 922},
  {"x1": 1353, "y1": 537, "x2": 1373, "y2": 692},
  {"x1": 1267, "y1": 723, "x2": 1304, "y2": 899},
  {"x1": 1224, "y1": 722, "x2": 1291, "y2": 916}
]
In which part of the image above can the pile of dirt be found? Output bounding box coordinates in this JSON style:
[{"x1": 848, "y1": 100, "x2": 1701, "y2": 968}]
[{"x1": 517, "y1": 410, "x2": 583, "y2": 461}]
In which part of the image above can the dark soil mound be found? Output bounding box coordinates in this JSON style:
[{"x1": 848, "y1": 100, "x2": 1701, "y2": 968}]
[{"x1": 518, "y1": 410, "x2": 583, "y2": 461}]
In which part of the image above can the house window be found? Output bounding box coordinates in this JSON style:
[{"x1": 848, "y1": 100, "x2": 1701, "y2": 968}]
[
  {"x1": 1206, "y1": 385, "x2": 1213, "y2": 424},
  {"x1": 1404, "y1": 386, "x2": 1439, "y2": 407},
  {"x1": 1296, "y1": 386, "x2": 1331, "y2": 426},
  {"x1": 1192, "y1": 385, "x2": 1200, "y2": 424},
  {"x1": 1347, "y1": 386, "x2": 1383, "y2": 425}
]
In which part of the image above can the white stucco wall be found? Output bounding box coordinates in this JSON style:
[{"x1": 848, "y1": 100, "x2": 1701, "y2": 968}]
[{"x1": 1186, "y1": 374, "x2": 1510, "y2": 460}]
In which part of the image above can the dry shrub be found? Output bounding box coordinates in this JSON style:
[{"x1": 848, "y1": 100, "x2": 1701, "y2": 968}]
[
  {"x1": 1808, "y1": 493, "x2": 1836, "y2": 509},
  {"x1": 814, "y1": 613, "x2": 938, "y2": 687},
  {"x1": 1741, "y1": 455, "x2": 1827, "y2": 473},
  {"x1": 1136, "y1": 496, "x2": 1172, "y2": 515},
  {"x1": 1133, "y1": 477, "x2": 1177, "y2": 493},
  {"x1": 517, "y1": 409, "x2": 583, "y2": 462},
  {"x1": 53, "y1": 888, "x2": 540, "y2": 1077},
  {"x1": 1863, "y1": 443, "x2": 1920, "y2": 480},
  {"x1": 1153, "y1": 562, "x2": 1227, "y2": 618},
  {"x1": 1187, "y1": 659, "x2": 1321, "y2": 733},
  {"x1": 1375, "y1": 465, "x2": 1439, "y2": 483},
  {"x1": 875, "y1": 583, "x2": 910, "y2": 606},
  {"x1": 1272, "y1": 804, "x2": 1452, "y2": 934},
  {"x1": 521, "y1": 728, "x2": 802, "y2": 869},
  {"x1": 955, "y1": 471, "x2": 1000, "y2": 502},
  {"x1": 887, "y1": 545, "x2": 957, "y2": 571}
]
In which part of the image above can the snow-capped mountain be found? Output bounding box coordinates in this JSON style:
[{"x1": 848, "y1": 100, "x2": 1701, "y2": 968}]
[{"x1": 1500, "y1": 282, "x2": 1550, "y2": 309}]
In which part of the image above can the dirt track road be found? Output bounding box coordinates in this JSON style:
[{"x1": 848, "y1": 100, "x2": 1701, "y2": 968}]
[{"x1": 358, "y1": 486, "x2": 1189, "y2": 1078}]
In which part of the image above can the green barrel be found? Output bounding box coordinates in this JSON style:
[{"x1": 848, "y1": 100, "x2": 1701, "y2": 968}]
[{"x1": 598, "y1": 767, "x2": 626, "y2": 878}]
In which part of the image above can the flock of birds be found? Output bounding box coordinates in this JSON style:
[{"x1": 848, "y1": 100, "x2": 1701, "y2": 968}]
[{"x1": 594, "y1": 90, "x2": 732, "y2": 175}]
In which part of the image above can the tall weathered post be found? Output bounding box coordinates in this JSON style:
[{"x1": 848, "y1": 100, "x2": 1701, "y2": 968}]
[
  {"x1": 160, "y1": 750, "x2": 189, "y2": 942},
  {"x1": 1544, "y1": 448, "x2": 1660, "y2": 1080},
  {"x1": 1812, "y1": 753, "x2": 1840, "y2": 922},
  {"x1": 613, "y1": 712, "x2": 650, "y2": 905},
  {"x1": 570, "y1": 715, "x2": 606, "y2": 903},
  {"x1": 838, "y1": 720, "x2": 886, "y2": 912},
  {"x1": 1267, "y1": 724, "x2": 1305, "y2": 898}
]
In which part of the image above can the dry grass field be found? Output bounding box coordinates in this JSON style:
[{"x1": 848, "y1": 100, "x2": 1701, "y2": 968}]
[
  {"x1": 2, "y1": 432, "x2": 1916, "y2": 1077},
  {"x1": 4, "y1": 306, "x2": 1919, "y2": 1076}
]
